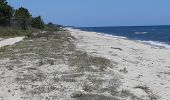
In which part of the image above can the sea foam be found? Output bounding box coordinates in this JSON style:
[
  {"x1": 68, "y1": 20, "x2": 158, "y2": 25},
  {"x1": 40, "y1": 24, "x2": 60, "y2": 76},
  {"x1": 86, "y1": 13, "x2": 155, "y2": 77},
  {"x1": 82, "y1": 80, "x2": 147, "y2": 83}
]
[{"x1": 138, "y1": 40, "x2": 170, "y2": 49}]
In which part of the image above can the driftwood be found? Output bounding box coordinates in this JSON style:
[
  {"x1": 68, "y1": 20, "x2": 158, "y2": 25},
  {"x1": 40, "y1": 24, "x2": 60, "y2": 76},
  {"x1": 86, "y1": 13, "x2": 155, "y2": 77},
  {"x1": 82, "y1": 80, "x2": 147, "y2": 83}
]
[{"x1": 111, "y1": 47, "x2": 123, "y2": 51}]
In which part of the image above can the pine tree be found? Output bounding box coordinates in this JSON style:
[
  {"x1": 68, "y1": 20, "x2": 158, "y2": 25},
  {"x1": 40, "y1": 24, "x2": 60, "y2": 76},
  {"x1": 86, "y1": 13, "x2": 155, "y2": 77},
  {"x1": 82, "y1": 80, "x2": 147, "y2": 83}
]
[
  {"x1": 0, "y1": 0, "x2": 13, "y2": 26},
  {"x1": 15, "y1": 7, "x2": 31, "y2": 30}
]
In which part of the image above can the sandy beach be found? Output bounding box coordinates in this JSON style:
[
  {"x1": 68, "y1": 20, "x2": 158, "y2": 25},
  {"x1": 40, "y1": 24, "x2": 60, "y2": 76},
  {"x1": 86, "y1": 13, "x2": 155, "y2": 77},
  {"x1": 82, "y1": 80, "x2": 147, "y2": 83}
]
[
  {"x1": 0, "y1": 29, "x2": 170, "y2": 100},
  {"x1": 1, "y1": 0, "x2": 170, "y2": 99},
  {"x1": 68, "y1": 28, "x2": 170, "y2": 100}
]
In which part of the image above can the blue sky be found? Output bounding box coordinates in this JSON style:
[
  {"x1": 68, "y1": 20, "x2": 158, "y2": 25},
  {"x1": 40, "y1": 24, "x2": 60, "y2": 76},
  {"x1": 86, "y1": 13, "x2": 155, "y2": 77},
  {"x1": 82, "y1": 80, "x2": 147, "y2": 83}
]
[{"x1": 8, "y1": 0, "x2": 170, "y2": 27}]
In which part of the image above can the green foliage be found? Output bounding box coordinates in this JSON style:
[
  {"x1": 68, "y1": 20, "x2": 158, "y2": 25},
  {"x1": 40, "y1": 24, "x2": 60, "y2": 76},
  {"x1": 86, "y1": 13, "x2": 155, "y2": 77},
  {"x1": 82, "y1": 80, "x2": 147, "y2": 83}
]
[
  {"x1": 0, "y1": 0, "x2": 7, "y2": 4},
  {"x1": 0, "y1": 26, "x2": 38, "y2": 37},
  {"x1": 0, "y1": 0, "x2": 60, "y2": 37},
  {"x1": 0, "y1": 2, "x2": 14, "y2": 26},
  {"x1": 47, "y1": 22, "x2": 54, "y2": 26},
  {"x1": 0, "y1": 26, "x2": 25, "y2": 37},
  {"x1": 15, "y1": 7, "x2": 31, "y2": 30},
  {"x1": 15, "y1": 7, "x2": 31, "y2": 20},
  {"x1": 45, "y1": 22, "x2": 63, "y2": 31},
  {"x1": 31, "y1": 16, "x2": 44, "y2": 29}
]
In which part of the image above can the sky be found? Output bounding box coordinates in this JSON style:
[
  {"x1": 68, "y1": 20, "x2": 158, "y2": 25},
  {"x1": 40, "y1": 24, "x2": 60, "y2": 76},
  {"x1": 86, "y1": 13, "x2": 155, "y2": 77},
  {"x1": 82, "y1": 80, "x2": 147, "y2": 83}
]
[{"x1": 8, "y1": 0, "x2": 170, "y2": 27}]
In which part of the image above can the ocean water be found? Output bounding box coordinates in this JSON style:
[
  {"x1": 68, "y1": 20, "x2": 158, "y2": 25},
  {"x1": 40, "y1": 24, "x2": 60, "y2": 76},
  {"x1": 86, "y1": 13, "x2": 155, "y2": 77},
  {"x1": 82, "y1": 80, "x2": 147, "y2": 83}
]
[{"x1": 77, "y1": 25, "x2": 170, "y2": 48}]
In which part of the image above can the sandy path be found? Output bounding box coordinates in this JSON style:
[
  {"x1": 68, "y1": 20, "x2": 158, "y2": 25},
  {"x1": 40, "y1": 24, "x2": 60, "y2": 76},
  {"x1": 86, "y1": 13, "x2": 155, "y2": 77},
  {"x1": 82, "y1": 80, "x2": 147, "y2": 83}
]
[
  {"x1": 0, "y1": 37, "x2": 24, "y2": 47},
  {"x1": 68, "y1": 28, "x2": 170, "y2": 100}
]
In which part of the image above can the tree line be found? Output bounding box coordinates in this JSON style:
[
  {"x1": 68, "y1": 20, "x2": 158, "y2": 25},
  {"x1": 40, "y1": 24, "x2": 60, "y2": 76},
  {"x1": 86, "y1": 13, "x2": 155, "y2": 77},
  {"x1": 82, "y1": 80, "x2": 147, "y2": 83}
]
[{"x1": 0, "y1": 0, "x2": 45, "y2": 30}]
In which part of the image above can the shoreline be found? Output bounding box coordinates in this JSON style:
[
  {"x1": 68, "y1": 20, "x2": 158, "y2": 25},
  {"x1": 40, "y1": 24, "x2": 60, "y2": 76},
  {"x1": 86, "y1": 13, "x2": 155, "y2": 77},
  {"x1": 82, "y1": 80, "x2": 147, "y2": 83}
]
[
  {"x1": 71, "y1": 28, "x2": 170, "y2": 49},
  {"x1": 67, "y1": 28, "x2": 170, "y2": 100}
]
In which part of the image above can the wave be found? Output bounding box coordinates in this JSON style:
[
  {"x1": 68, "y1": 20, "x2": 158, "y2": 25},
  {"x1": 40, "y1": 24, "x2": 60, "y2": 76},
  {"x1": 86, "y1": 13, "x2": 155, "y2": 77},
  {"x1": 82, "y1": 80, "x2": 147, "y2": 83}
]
[
  {"x1": 138, "y1": 40, "x2": 170, "y2": 49},
  {"x1": 96, "y1": 32, "x2": 127, "y2": 39},
  {"x1": 134, "y1": 32, "x2": 148, "y2": 34}
]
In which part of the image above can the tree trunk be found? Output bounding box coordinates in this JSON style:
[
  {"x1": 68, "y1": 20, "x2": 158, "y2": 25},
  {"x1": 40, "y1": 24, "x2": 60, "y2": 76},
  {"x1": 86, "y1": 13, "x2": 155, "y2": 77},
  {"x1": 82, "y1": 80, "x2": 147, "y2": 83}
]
[{"x1": 22, "y1": 19, "x2": 27, "y2": 30}]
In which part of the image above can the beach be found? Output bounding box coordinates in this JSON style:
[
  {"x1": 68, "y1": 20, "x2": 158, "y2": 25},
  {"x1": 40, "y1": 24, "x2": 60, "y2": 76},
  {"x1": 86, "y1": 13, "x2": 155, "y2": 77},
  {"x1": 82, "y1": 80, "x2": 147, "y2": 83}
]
[
  {"x1": 68, "y1": 28, "x2": 170, "y2": 100},
  {"x1": 1, "y1": 0, "x2": 170, "y2": 99},
  {"x1": 0, "y1": 29, "x2": 170, "y2": 100}
]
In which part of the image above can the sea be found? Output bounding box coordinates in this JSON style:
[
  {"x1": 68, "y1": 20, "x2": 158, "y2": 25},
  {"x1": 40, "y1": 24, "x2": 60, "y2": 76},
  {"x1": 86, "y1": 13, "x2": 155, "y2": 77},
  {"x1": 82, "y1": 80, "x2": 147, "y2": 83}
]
[{"x1": 76, "y1": 25, "x2": 170, "y2": 49}]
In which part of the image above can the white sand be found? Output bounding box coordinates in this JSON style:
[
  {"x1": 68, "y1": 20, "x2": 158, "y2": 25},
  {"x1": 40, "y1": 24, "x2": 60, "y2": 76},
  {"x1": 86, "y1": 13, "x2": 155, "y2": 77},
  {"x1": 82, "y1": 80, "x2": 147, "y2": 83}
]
[
  {"x1": 0, "y1": 37, "x2": 24, "y2": 100},
  {"x1": 68, "y1": 28, "x2": 170, "y2": 100},
  {"x1": 0, "y1": 37, "x2": 24, "y2": 48}
]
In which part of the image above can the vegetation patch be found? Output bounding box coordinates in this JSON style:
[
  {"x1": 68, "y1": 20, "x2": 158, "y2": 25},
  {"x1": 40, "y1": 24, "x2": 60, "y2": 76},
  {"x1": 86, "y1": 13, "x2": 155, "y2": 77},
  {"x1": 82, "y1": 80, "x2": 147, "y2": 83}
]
[
  {"x1": 134, "y1": 85, "x2": 159, "y2": 100},
  {"x1": 76, "y1": 94, "x2": 120, "y2": 100},
  {"x1": 0, "y1": 30, "x2": 145, "y2": 99}
]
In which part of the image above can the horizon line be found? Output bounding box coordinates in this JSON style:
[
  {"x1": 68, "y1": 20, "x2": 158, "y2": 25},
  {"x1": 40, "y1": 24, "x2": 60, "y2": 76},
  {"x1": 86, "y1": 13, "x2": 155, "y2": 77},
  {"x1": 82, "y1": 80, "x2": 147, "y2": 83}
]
[{"x1": 70, "y1": 24, "x2": 170, "y2": 28}]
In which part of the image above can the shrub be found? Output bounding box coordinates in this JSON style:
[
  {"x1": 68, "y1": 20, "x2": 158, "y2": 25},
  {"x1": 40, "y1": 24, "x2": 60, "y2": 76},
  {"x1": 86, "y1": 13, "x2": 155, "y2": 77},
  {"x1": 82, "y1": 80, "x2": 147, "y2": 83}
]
[{"x1": 31, "y1": 16, "x2": 44, "y2": 29}]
